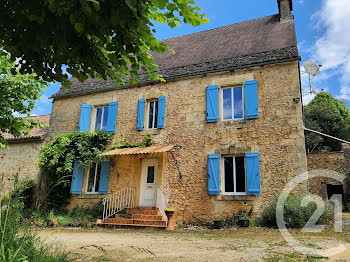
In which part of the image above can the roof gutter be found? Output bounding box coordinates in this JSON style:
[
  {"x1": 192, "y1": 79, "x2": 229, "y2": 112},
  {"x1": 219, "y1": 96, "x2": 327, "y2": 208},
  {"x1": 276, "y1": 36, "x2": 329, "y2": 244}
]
[
  {"x1": 52, "y1": 56, "x2": 300, "y2": 100},
  {"x1": 6, "y1": 135, "x2": 45, "y2": 143}
]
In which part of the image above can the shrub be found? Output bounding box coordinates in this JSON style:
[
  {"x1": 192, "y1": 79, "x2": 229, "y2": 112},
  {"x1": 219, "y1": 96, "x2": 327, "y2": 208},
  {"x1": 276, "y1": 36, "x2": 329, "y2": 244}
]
[
  {"x1": 1, "y1": 178, "x2": 36, "y2": 209},
  {"x1": 259, "y1": 195, "x2": 334, "y2": 228},
  {"x1": 0, "y1": 189, "x2": 70, "y2": 261}
]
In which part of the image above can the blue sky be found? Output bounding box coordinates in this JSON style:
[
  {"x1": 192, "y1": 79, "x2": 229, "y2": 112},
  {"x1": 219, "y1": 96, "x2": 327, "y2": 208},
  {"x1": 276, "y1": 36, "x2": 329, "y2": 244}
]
[{"x1": 32, "y1": 0, "x2": 350, "y2": 116}]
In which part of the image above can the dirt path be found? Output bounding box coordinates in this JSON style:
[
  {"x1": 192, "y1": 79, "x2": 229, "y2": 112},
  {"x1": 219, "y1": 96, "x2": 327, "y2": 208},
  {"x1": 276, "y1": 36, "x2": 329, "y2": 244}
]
[{"x1": 37, "y1": 228, "x2": 350, "y2": 261}]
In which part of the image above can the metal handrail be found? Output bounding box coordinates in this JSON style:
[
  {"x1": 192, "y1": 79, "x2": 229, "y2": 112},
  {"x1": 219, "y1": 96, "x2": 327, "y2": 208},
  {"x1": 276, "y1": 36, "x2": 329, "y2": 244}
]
[
  {"x1": 156, "y1": 186, "x2": 169, "y2": 225},
  {"x1": 102, "y1": 187, "x2": 136, "y2": 221}
]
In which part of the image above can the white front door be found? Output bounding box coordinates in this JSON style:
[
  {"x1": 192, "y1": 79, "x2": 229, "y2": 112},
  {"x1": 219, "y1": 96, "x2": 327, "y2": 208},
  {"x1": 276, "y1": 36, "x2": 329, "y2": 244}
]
[{"x1": 139, "y1": 159, "x2": 158, "y2": 207}]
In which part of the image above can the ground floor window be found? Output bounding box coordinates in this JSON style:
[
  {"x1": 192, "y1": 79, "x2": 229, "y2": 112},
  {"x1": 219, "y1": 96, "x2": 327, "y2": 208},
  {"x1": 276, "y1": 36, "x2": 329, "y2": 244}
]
[
  {"x1": 223, "y1": 156, "x2": 246, "y2": 194},
  {"x1": 86, "y1": 164, "x2": 101, "y2": 193}
]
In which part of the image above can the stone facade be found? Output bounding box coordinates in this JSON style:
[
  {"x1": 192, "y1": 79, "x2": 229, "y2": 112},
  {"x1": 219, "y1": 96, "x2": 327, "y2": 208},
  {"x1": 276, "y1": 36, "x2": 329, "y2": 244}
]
[
  {"x1": 0, "y1": 140, "x2": 45, "y2": 197},
  {"x1": 50, "y1": 60, "x2": 307, "y2": 223}
]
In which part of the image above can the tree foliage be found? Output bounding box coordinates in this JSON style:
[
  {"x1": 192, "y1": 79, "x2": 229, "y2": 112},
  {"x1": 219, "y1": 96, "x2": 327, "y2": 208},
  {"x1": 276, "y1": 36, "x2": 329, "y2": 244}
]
[
  {"x1": 0, "y1": 53, "x2": 47, "y2": 149},
  {"x1": 304, "y1": 92, "x2": 350, "y2": 152},
  {"x1": 0, "y1": 0, "x2": 208, "y2": 87},
  {"x1": 38, "y1": 131, "x2": 112, "y2": 209}
]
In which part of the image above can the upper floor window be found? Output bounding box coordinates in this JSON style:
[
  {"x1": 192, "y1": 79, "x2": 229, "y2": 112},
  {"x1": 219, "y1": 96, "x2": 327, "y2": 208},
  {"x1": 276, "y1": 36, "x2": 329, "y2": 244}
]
[
  {"x1": 223, "y1": 156, "x2": 246, "y2": 195},
  {"x1": 95, "y1": 106, "x2": 109, "y2": 131},
  {"x1": 86, "y1": 163, "x2": 101, "y2": 194},
  {"x1": 222, "y1": 87, "x2": 244, "y2": 120},
  {"x1": 148, "y1": 100, "x2": 159, "y2": 129}
]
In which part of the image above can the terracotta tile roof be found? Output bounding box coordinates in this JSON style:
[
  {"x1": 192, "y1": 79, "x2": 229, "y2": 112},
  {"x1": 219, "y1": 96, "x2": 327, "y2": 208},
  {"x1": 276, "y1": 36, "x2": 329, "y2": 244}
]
[
  {"x1": 53, "y1": 14, "x2": 298, "y2": 99},
  {"x1": 3, "y1": 114, "x2": 50, "y2": 141}
]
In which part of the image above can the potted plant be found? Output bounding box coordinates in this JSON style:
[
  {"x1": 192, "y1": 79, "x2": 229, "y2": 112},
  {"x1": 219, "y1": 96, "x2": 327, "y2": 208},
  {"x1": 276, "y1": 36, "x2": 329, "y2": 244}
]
[
  {"x1": 51, "y1": 218, "x2": 58, "y2": 228},
  {"x1": 213, "y1": 218, "x2": 224, "y2": 229},
  {"x1": 237, "y1": 213, "x2": 250, "y2": 227},
  {"x1": 164, "y1": 208, "x2": 176, "y2": 231}
]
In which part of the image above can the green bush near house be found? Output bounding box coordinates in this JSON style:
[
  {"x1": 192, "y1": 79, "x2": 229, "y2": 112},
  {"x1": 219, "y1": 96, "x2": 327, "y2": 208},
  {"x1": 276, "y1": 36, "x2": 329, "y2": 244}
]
[
  {"x1": 1, "y1": 178, "x2": 36, "y2": 209},
  {"x1": 258, "y1": 195, "x2": 334, "y2": 228},
  {"x1": 0, "y1": 190, "x2": 70, "y2": 261}
]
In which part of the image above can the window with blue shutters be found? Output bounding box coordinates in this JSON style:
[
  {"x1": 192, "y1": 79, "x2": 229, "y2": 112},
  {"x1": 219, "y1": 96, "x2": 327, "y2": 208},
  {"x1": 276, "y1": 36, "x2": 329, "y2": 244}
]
[
  {"x1": 208, "y1": 154, "x2": 220, "y2": 195},
  {"x1": 141, "y1": 96, "x2": 166, "y2": 130}
]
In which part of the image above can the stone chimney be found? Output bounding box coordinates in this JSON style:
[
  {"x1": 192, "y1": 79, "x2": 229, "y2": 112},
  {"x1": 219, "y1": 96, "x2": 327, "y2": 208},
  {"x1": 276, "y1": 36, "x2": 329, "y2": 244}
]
[{"x1": 277, "y1": 0, "x2": 293, "y2": 23}]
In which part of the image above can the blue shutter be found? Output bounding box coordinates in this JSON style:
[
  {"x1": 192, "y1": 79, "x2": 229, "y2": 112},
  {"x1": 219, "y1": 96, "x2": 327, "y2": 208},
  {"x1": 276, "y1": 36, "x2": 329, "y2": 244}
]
[
  {"x1": 244, "y1": 80, "x2": 259, "y2": 119},
  {"x1": 71, "y1": 161, "x2": 84, "y2": 194},
  {"x1": 206, "y1": 85, "x2": 219, "y2": 122},
  {"x1": 106, "y1": 102, "x2": 118, "y2": 134},
  {"x1": 137, "y1": 99, "x2": 145, "y2": 131},
  {"x1": 246, "y1": 152, "x2": 261, "y2": 195},
  {"x1": 157, "y1": 96, "x2": 166, "y2": 128},
  {"x1": 98, "y1": 160, "x2": 110, "y2": 194},
  {"x1": 78, "y1": 104, "x2": 92, "y2": 132},
  {"x1": 208, "y1": 154, "x2": 220, "y2": 195}
]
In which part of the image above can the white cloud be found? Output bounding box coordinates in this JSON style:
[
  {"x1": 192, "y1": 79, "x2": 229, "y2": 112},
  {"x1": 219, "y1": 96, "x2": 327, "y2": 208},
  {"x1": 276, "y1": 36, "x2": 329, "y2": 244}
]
[{"x1": 307, "y1": 0, "x2": 350, "y2": 101}]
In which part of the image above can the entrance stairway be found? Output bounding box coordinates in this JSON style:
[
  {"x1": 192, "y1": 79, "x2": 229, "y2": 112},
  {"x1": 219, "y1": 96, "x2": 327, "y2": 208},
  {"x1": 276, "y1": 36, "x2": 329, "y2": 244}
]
[{"x1": 100, "y1": 207, "x2": 167, "y2": 229}]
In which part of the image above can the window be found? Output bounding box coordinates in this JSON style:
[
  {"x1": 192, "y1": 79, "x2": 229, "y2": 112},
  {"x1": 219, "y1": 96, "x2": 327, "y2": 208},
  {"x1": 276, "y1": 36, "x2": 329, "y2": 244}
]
[
  {"x1": 147, "y1": 166, "x2": 155, "y2": 183},
  {"x1": 223, "y1": 156, "x2": 246, "y2": 194},
  {"x1": 222, "y1": 87, "x2": 243, "y2": 120},
  {"x1": 148, "y1": 100, "x2": 159, "y2": 129},
  {"x1": 86, "y1": 164, "x2": 101, "y2": 193},
  {"x1": 95, "y1": 106, "x2": 109, "y2": 131}
]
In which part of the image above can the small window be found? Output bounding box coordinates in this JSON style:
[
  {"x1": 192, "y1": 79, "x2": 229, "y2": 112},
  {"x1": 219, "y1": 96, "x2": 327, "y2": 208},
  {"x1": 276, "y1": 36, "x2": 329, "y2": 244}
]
[
  {"x1": 148, "y1": 100, "x2": 159, "y2": 129},
  {"x1": 147, "y1": 166, "x2": 155, "y2": 183},
  {"x1": 222, "y1": 87, "x2": 244, "y2": 120},
  {"x1": 95, "y1": 106, "x2": 109, "y2": 131},
  {"x1": 223, "y1": 156, "x2": 246, "y2": 195},
  {"x1": 86, "y1": 163, "x2": 101, "y2": 193}
]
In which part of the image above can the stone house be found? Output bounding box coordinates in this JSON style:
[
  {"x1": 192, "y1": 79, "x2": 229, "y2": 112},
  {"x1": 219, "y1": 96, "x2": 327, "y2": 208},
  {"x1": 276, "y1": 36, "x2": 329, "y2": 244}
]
[
  {"x1": 49, "y1": 0, "x2": 307, "y2": 225},
  {"x1": 0, "y1": 115, "x2": 50, "y2": 197}
]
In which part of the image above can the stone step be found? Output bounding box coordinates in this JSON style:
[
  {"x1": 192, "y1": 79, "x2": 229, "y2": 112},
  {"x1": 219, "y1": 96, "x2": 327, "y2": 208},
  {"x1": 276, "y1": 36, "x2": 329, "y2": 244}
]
[
  {"x1": 131, "y1": 214, "x2": 163, "y2": 220},
  {"x1": 127, "y1": 209, "x2": 160, "y2": 216},
  {"x1": 102, "y1": 218, "x2": 166, "y2": 227},
  {"x1": 99, "y1": 223, "x2": 166, "y2": 228}
]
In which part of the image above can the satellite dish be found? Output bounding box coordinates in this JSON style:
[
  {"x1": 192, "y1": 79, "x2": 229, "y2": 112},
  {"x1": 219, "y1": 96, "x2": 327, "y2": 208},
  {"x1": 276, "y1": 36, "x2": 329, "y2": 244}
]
[{"x1": 304, "y1": 61, "x2": 320, "y2": 76}]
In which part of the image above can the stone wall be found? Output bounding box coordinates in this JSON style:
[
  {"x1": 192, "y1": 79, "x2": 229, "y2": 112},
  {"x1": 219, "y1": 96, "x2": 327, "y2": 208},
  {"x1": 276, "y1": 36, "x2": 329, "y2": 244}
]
[
  {"x1": 307, "y1": 148, "x2": 349, "y2": 203},
  {"x1": 0, "y1": 140, "x2": 44, "y2": 197},
  {"x1": 50, "y1": 61, "x2": 307, "y2": 223}
]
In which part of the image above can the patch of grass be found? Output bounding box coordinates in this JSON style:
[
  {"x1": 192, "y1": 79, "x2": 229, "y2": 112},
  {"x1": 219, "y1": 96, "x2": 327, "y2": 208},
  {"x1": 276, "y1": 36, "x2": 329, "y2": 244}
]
[
  {"x1": 90, "y1": 255, "x2": 111, "y2": 261},
  {"x1": 265, "y1": 252, "x2": 303, "y2": 262},
  {"x1": 270, "y1": 240, "x2": 288, "y2": 247},
  {"x1": 306, "y1": 254, "x2": 328, "y2": 260}
]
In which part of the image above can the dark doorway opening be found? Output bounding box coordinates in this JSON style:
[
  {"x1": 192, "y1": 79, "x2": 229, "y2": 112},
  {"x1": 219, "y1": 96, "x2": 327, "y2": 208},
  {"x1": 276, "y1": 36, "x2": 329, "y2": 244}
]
[{"x1": 326, "y1": 184, "x2": 344, "y2": 200}]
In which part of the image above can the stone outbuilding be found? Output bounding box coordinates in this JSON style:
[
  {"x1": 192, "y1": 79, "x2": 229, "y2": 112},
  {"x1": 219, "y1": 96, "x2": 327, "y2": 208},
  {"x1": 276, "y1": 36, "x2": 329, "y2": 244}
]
[{"x1": 0, "y1": 115, "x2": 50, "y2": 197}]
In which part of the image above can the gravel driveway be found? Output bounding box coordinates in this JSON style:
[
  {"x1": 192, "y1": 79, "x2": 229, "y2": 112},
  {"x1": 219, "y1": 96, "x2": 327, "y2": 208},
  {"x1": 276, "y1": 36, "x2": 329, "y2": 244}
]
[{"x1": 37, "y1": 227, "x2": 350, "y2": 261}]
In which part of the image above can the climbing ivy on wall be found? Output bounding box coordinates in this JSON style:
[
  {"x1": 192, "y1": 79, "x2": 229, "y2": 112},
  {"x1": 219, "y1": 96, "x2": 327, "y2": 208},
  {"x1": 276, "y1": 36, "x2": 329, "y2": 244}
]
[
  {"x1": 38, "y1": 131, "x2": 112, "y2": 209},
  {"x1": 38, "y1": 132, "x2": 153, "y2": 210},
  {"x1": 105, "y1": 134, "x2": 153, "y2": 152}
]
